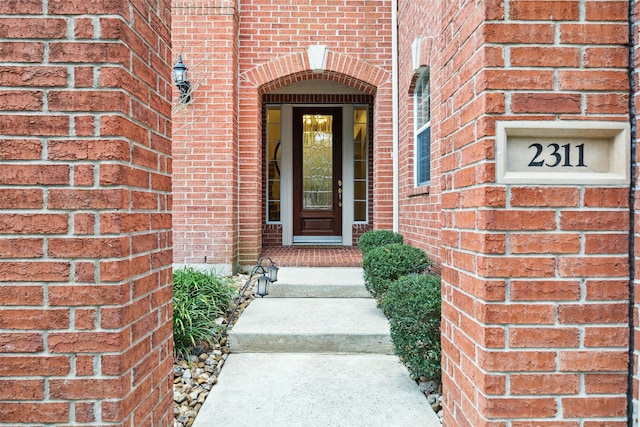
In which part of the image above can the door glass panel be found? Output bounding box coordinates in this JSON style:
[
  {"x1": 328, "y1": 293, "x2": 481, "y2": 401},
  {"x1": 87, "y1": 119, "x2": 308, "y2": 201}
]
[{"x1": 302, "y1": 114, "x2": 333, "y2": 210}]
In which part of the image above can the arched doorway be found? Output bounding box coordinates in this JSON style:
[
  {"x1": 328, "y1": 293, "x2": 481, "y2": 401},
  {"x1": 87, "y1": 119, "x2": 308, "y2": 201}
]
[{"x1": 261, "y1": 80, "x2": 374, "y2": 248}]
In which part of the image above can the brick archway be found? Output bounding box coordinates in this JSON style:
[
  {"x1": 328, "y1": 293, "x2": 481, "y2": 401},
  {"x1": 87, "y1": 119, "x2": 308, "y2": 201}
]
[
  {"x1": 237, "y1": 51, "x2": 393, "y2": 267},
  {"x1": 243, "y1": 50, "x2": 389, "y2": 95}
]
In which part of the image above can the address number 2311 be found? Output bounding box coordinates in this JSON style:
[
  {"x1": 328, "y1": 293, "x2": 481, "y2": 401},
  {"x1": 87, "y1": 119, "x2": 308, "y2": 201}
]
[{"x1": 528, "y1": 143, "x2": 587, "y2": 168}]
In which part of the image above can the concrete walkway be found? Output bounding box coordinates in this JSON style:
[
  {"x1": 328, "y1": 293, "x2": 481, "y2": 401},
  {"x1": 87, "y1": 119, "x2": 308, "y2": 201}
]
[{"x1": 192, "y1": 267, "x2": 441, "y2": 427}]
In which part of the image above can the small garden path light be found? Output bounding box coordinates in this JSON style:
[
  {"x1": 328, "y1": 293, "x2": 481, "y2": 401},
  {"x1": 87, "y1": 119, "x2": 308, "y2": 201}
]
[{"x1": 225, "y1": 257, "x2": 279, "y2": 330}]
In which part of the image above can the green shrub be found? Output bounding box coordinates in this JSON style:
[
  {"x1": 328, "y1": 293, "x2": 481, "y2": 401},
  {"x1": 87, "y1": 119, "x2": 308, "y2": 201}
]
[
  {"x1": 357, "y1": 229, "x2": 403, "y2": 256},
  {"x1": 173, "y1": 267, "x2": 238, "y2": 358},
  {"x1": 362, "y1": 243, "x2": 430, "y2": 299},
  {"x1": 382, "y1": 273, "x2": 441, "y2": 381}
]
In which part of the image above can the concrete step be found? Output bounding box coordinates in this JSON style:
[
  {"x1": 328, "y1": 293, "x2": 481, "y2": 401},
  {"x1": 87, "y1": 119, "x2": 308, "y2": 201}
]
[
  {"x1": 268, "y1": 281, "x2": 371, "y2": 298},
  {"x1": 269, "y1": 266, "x2": 370, "y2": 298},
  {"x1": 192, "y1": 353, "x2": 441, "y2": 427},
  {"x1": 228, "y1": 297, "x2": 393, "y2": 354}
]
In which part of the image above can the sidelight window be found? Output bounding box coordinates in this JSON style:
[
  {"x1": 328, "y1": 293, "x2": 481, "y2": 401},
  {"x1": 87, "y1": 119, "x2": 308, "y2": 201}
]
[
  {"x1": 267, "y1": 107, "x2": 281, "y2": 222},
  {"x1": 353, "y1": 106, "x2": 368, "y2": 222},
  {"x1": 415, "y1": 70, "x2": 430, "y2": 186}
]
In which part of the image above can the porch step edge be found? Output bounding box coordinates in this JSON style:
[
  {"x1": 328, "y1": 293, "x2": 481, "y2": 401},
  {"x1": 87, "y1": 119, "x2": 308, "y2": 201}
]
[
  {"x1": 228, "y1": 333, "x2": 394, "y2": 354},
  {"x1": 228, "y1": 297, "x2": 392, "y2": 354},
  {"x1": 268, "y1": 283, "x2": 371, "y2": 298}
]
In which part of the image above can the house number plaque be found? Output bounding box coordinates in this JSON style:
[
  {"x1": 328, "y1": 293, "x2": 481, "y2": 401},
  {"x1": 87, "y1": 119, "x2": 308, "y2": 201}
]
[
  {"x1": 527, "y1": 142, "x2": 586, "y2": 168},
  {"x1": 496, "y1": 121, "x2": 630, "y2": 185}
]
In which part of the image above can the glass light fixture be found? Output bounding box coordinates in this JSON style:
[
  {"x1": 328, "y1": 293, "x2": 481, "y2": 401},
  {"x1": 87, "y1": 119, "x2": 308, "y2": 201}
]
[
  {"x1": 172, "y1": 55, "x2": 191, "y2": 104},
  {"x1": 267, "y1": 264, "x2": 279, "y2": 282},
  {"x1": 255, "y1": 274, "x2": 270, "y2": 297}
]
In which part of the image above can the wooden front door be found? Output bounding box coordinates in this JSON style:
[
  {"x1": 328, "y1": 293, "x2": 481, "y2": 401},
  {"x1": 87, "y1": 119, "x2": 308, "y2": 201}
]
[{"x1": 292, "y1": 107, "x2": 343, "y2": 239}]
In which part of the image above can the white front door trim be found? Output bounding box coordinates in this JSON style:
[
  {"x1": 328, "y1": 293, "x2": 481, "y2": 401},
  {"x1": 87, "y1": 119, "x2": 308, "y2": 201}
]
[
  {"x1": 279, "y1": 103, "x2": 354, "y2": 246},
  {"x1": 280, "y1": 104, "x2": 293, "y2": 246},
  {"x1": 341, "y1": 104, "x2": 354, "y2": 246}
]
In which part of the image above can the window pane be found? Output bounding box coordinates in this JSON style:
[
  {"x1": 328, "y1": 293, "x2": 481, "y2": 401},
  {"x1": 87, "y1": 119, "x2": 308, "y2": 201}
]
[
  {"x1": 415, "y1": 69, "x2": 430, "y2": 187},
  {"x1": 354, "y1": 123, "x2": 366, "y2": 143},
  {"x1": 268, "y1": 201, "x2": 280, "y2": 222},
  {"x1": 354, "y1": 141, "x2": 366, "y2": 160},
  {"x1": 354, "y1": 181, "x2": 366, "y2": 199},
  {"x1": 353, "y1": 107, "x2": 368, "y2": 222},
  {"x1": 268, "y1": 108, "x2": 281, "y2": 123},
  {"x1": 268, "y1": 180, "x2": 280, "y2": 200},
  {"x1": 354, "y1": 201, "x2": 366, "y2": 222},
  {"x1": 416, "y1": 71, "x2": 430, "y2": 128},
  {"x1": 354, "y1": 160, "x2": 366, "y2": 179},
  {"x1": 267, "y1": 107, "x2": 281, "y2": 222},
  {"x1": 417, "y1": 126, "x2": 431, "y2": 185}
]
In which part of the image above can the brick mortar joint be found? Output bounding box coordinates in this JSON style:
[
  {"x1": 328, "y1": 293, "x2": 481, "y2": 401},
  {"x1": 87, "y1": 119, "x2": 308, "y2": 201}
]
[{"x1": 171, "y1": 6, "x2": 237, "y2": 16}]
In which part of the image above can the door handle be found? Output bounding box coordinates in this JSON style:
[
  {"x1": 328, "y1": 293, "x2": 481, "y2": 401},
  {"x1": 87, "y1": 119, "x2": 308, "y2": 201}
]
[{"x1": 337, "y1": 180, "x2": 342, "y2": 207}]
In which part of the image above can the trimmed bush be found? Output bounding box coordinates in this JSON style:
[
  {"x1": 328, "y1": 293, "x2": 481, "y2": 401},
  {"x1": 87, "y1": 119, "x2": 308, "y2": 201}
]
[
  {"x1": 362, "y1": 243, "x2": 430, "y2": 299},
  {"x1": 357, "y1": 229, "x2": 403, "y2": 256},
  {"x1": 173, "y1": 267, "x2": 238, "y2": 357},
  {"x1": 382, "y1": 273, "x2": 441, "y2": 381}
]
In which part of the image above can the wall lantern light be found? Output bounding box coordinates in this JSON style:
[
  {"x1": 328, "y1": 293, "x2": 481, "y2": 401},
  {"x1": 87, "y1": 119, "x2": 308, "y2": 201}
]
[{"x1": 172, "y1": 54, "x2": 191, "y2": 104}]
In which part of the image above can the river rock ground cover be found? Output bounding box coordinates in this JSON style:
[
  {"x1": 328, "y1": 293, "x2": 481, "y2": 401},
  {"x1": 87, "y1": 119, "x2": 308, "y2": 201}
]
[{"x1": 173, "y1": 273, "x2": 251, "y2": 427}]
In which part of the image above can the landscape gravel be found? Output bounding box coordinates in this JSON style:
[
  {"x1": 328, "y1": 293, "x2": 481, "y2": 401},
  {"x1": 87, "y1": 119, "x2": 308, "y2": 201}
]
[{"x1": 173, "y1": 273, "x2": 252, "y2": 427}]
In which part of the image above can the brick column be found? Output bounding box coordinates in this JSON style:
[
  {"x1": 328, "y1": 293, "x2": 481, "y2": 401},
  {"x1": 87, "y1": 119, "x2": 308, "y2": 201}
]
[
  {"x1": 440, "y1": 1, "x2": 631, "y2": 425},
  {"x1": 633, "y1": 0, "x2": 640, "y2": 423},
  {"x1": 0, "y1": 1, "x2": 173, "y2": 425},
  {"x1": 172, "y1": 0, "x2": 240, "y2": 272}
]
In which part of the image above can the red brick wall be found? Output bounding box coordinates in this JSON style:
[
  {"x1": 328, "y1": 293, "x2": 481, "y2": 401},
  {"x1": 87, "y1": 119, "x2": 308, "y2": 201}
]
[
  {"x1": 397, "y1": 0, "x2": 442, "y2": 264},
  {"x1": 0, "y1": 1, "x2": 174, "y2": 425},
  {"x1": 172, "y1": 0, "x2": 393, "y2": 268},
  {"x1": 171, "y1": 0, "x2": 240, "y2": 270},
  {"x1": 634, "y1": 0, "x2": 640, "y2": 422},
  {"x1": 397, "y1": 0, "x2": 631, "y2": 424}
]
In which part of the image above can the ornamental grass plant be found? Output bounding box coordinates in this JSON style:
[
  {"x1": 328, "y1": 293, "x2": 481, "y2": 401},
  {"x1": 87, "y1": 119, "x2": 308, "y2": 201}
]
[{"x1": 172, "y1": 267, "x2": 238, "y2": 358}]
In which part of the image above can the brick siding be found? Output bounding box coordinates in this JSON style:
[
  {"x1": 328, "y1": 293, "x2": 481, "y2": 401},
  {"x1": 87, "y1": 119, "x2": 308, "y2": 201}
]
[
  {"x1": 633, "y1": 0, "x2": 640, "y2": 423},
  {"x1": 2, "y1": 0, "x2": 638, "y2": 424},
  {"x1": 172, "y1": 0, "x2": 393, "y2": 269},
  {"x1": 396, "y1": 0, "x2": 632, "y2": 424},
  {"x1": 0, "y1": 0, "x2": 173, "y2": 425}
]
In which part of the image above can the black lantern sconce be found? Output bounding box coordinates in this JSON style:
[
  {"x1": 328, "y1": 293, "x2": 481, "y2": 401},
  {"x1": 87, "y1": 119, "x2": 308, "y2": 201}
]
[{"x1": 172, "y1": 54, "x2": 191, "y2": 104}]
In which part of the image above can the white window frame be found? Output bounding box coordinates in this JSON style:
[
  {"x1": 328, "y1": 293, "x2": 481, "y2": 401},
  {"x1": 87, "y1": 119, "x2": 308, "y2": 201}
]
[
  {"x1": 353, "y1": 105, "x2": 369, "y2": 224},
  {"x1": 266, "y1": 105, "x2": 282, "y2": 224},
  {"x1": 414, "y1": 69, "x2": 430, "y2": 187}
]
